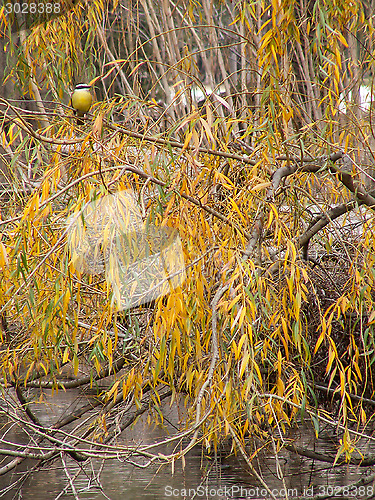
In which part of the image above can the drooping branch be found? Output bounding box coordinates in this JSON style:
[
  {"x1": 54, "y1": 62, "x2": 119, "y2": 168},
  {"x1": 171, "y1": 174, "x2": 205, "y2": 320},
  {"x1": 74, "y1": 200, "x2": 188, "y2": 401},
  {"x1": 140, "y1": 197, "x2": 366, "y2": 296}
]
[
  {"x1": 1, "y1": 357, "x2": 128, "y2": 475},
  {"x1": 104, "y1": 389, "x2": 173, "y2": 445},
  {"x1": 0, "y1": 380, "x2": 174, "y2": 476},
  {"x1": 298, "y1": 199, "x2": 358, "y2": 257},
  {"x1": 23, "y1": 356, "x2": 126, "y2": 389},
  {"x1": 195, "y1": 283, "x2": 230, "y2": 424},
  {"x1": 267, "y1": 163, "x2": 321, "y2": 199},
  {"x1": 268, "y1": 151, "x2": 343, "y2": 199},
  {"x1": 271, "y1": 151, "x2": 375, "y2": 208},
  {"x1": 266, "y1": 151, "x2": 375, "y2": 259},
  {"x1": 328, "y1": 160, "x2": 375, "y2": 207},
  {"x1": 242, "y1": 213, "x2": 263, "y2": 262},
  {"x1": 284, "y1": 443, "x2": 375, "y2": 467}
]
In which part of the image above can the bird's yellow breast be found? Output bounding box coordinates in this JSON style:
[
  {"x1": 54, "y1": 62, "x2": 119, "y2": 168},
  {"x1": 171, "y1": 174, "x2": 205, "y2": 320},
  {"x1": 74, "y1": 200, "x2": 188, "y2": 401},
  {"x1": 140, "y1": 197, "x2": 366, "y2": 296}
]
[{"x1": 71, "y1": 89, "x2": 92, "y2": 115}]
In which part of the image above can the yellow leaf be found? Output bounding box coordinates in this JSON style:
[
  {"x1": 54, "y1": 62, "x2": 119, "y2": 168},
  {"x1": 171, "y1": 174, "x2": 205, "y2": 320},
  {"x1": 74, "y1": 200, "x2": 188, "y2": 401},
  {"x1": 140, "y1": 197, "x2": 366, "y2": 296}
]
[
  {"x1": 281, "y1": 317, "x2": 289, "y2": 338},
  {"x1": 0, "y1": 242, "x2": 9, "y2": 269},
  {"x1": 228, "y1": 294, "x2": 242, "y2": 311},
  {"x1": 232, "y1": 340, "x2": 239, "y2": 360},
  {"x1": 277, "y1": 377, "x2": 285, "y2": 396},
  {"x1": 339, "y1": 370, "x2": 346, "y2": 396},
  {"x1": 73, "y1": 355, "x2": 79, "y2": 376},
  {"x1": 232, "y1": 305, "x2": 246, "y2": 330},
  {"x1": 368, "y1": 310, "x2": 375, "y2": 324},
  {"x1": 277, "y1": 349, "x2": 282, "y2": 377},
  {"x1": 107, "y1": 380, "x2": 120, "y2": 400},
  {"x1": 175, "y1": 112, "x2": 198, "y2": 135},
  {"x1": 206, "y1": 104, "x2": 213, "y2": 127},
  {"x1": 266, "y1": 209, "x2": 274, "y2": 229},
  {"x1": 314, "y1": 321, "x2": 326, "y2": 354},
  {"x1": 63, "y1": 289, "x2": 71, "y2": 315},
  {"x1": 200, "y1": 117, "x2": 215, "y2": 146},
  {"x1": 251, "y1": 181, "x2": 272, "y2": 191},
  {"x1": 92, "y1": 111, "x2": 104, "y2": 139},
  {"x1": 24, "y1": 361, "x2": 35, "y2": 384},
  {"x1": 326, "y1": 347, "x2": 335, "y2": 374},
  {"x1": 239, "y1": 351, "x2": 250, "y2": 378},
  {"x1": 253, "y1": 361, "x2": 263, "y2": 386},
  {"x1": 41, "y1": 180, "x2": 49, "y2": 202},
  {"x1": 237, "y1": 333, "x2": 248, "y2": 353},
  {"x1": 182, "y1": 130, "x2": 193, "y2": 151},
  {"x1": 337, "y1": 31, "x2": 348, "y2": 47},
  {"x1": 63, "y1": 347, "x2": 70, "y2": 364}
]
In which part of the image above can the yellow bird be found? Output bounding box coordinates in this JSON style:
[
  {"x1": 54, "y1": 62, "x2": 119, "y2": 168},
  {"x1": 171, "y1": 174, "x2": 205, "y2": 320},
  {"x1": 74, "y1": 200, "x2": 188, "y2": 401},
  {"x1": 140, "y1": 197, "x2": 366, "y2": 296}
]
[{"x1": 70, "y1": 83, "x2": 92, "y2": 125}]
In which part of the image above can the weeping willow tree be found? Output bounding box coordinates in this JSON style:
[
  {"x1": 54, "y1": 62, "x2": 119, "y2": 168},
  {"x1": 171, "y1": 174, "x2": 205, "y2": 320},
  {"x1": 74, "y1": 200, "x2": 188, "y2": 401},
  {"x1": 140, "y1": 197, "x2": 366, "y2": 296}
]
[{"x1": 1, "y1": 0, "x2": 375, "y2": 496}]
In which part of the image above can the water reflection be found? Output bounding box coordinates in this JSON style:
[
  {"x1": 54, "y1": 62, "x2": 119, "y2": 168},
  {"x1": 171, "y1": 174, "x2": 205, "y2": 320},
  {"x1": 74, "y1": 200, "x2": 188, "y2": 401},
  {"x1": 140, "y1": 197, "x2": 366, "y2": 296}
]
[{"x1": 0, "y1": 389, "x2": 373, "y2": 499}]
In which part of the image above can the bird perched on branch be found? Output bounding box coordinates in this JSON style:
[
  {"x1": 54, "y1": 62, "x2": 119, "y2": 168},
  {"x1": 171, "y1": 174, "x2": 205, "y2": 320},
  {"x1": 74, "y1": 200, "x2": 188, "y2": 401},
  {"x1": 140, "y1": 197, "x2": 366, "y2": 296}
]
[{"x1": 70, "y1": 83, "x2": 92, "y2": 125}]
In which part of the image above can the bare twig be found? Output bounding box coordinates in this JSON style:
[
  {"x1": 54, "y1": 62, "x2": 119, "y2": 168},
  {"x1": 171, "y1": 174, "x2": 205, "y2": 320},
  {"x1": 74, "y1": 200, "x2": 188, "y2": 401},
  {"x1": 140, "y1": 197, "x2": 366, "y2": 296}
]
[{"x1": 228, "y1": 422, "x2": 278, "y2": 500}]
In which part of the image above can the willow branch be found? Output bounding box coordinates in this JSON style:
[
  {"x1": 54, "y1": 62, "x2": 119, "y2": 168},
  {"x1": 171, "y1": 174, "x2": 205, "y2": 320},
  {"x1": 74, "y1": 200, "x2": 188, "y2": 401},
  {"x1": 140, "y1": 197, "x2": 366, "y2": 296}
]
[
  {"x1": 284, "y1": 443, "x2": 375, "y2": 467},
  {"x1": 24, "y1": 356, "x2": 126, "y2": 389},
  {"x1": 107, "y1": 119, "x2": 257, "y2": 165}
]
